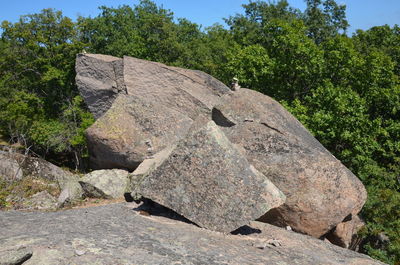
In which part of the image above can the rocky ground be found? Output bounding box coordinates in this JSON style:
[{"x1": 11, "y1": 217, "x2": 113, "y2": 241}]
[{"x1": 0, "y1": 202, "x2": 384, "y2": 265}]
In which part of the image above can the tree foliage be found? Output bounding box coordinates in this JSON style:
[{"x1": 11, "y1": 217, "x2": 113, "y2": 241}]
[{"x1": 0, "y1": 9, "x2": 92, "y2": 169}]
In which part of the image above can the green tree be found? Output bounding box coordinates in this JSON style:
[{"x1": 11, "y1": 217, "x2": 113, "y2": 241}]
[
  {"x1": 225, "y1": 0, "x2": 301, "y2": 46},
  {"x1": 78, "y1": 0, "x2": 191, "y2": 64},
  {"x1": 304, "y1": 0, "x2": 349, "y2": 44},
  {"x1": 0, "y1": 9, "x2": 93, "y2": 170}
]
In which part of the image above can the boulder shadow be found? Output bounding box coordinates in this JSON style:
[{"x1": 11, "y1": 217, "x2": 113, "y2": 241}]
[
  {"x1": 132, "y1": 198, "x2": 197, "y2": 226},
  {"x1": 231, "y1": 225, "x2": 262, "y2": 235}
]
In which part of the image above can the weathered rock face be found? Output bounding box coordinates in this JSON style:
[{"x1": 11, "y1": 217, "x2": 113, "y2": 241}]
[
  {"x1": 0, "y1": 151, "x2": 83, "y2": 208},
  {"x1": 213, "y1": 88, "x2": 367, "y2": 237},
  {"x1": 128, "y1": 146, "x2": 175, "y2": 201},
  {"x1": 79, "y1": 169, "x2": 129, "y2": 199},
  {"x1": 326, "y1": 215, "x2": 365, "y2": 249},
  {"x1": 137, "y1": 120, "x2": 286, "y2": 233},
  {"x1": 0, "y1": 203, "x2": 385, "y2": 265},
  {"x1": 77, "y1": 54, "x2": 231, "y2": 170},
  {"x1": 85, "y1": 95, "x2": 193, "y2": 170},
  {"x1": 123, "y1": 56, "x2": 230, "y2": 119},
  {"x1": 0, "y1": 151, "x2": 73, "y2": 184},
  {"x1": 75, "y1": 53, "x2": 126, "y2": 119},
  {"x1": 0, "y1": 151, "x2": 23, "y2": 182},
  {"x1": 0, "y1": 248, "x2": 32, "y2": 265},
  {"x1": 21, "y1": 191, "x2": 58, "y2": 211}
]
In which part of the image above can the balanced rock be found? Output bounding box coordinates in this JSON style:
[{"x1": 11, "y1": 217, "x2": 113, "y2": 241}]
[
  {"x1": 213, "y1": 88, "x2": 367, "y2": 237},
  {"x1": 79, "y1": 169, "x2": 129, "y2": 199},
  {"x1": 136, "y1": 119, "x2": 286, "y2": 233},
  {"x1": 77, "y1": 54, "x2": 231, "y2": 170}
]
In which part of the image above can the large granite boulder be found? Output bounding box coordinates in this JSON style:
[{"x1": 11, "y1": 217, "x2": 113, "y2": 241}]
[
  {"x1": 75, "y1": 53, "x2": 126, "y2": 119},
  {"x1": 212, "y1": 88, "x2": 367, "y2": 237},
  {"x1": 77, "y1": 54, "x2": 231, "y2": 170},
  {"x1": 136, "y1": 119, "x2": 286, "y2": 233},
  {"x1": 85, "y1": 95, "x2": 193, "y2": 170}
]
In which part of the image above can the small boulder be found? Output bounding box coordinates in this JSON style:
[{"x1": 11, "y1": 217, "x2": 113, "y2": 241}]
[
  {"x1": 22, "y1": 191, "x2": 58, "y2": 210},
  {"x1": 0, "y1": 151, "x2": 23, "y2": 182},
  {"x1": 137, "y1": 119, "x2": 285, "y2": 233},
  {"x1": 79, "y1": 169, "x2": 129, "y2": 199},
  {"x1": 57, "y1": 179, "x2": 84, "y2": 207}
]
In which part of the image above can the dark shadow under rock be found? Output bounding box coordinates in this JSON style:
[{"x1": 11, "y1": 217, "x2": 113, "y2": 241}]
[
  {"x1": 132, "y1": 198, "x2": 196, "y2": 225},
  {"x1": 231, "y1": 225, "x2": 262, "y2": 235}
]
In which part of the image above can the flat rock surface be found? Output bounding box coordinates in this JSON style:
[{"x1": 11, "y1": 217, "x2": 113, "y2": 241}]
[
  {"x1": 0, "y1": 247, "x2": 32, "y2": 265},
  {"x1": 0, "y1": 203, "x2": 384, "y2": 265}
]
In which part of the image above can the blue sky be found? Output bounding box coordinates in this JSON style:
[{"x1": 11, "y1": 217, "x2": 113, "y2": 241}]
[{"x1": 0, "y1": 0, "x2": 399, "y2": 34}]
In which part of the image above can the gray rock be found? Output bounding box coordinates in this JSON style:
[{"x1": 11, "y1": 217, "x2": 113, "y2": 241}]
[
  {"x1": 213, "y1": 88, "x2": 367, "y2": 238},
  {"x1": 0, "y1": 152, "x2": 23, "y2": 182},
  {"x1": 79, "y1": 169, "x2": 129, "y2": 199},
  {"x1": 75, "y1": 53, "x2": 126, "y2": 119},
  {"x1": 137, "y1": 119, "x2": 286, "y2": 233},
  {"x1": 85, "y1": 95, "x2": 193, "y2": 170},
  {"x1": 128, "y1": 146, "x2": 175, "y2": 201},
  {"x1": 0, "y1": 151, "x2": 82, "y2": 201},
  {"x1": 0, "y1": 203, "x2": 385, "y2": 265},
  {"x1": 57, "y1": 179, "x2": 84, "y2": 208},
  {"x1": 0, "y1": 248, "x2": 32, "y2": 265},
  {"x1": 22, "y1": 191, "x2": 58, "y2": 211}
]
